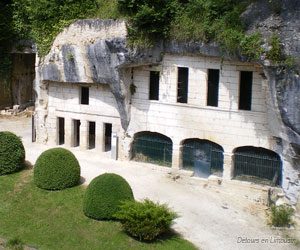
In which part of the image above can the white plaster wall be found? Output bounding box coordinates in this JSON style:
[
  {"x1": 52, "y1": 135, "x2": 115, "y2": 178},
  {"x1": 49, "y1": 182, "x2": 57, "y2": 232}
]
[
  {"x1": 46, "y1": 82, "x2": 121, "y2": 147},
  {"x1": 130, "y1": 54, "x2": 275, "y2": 154}
]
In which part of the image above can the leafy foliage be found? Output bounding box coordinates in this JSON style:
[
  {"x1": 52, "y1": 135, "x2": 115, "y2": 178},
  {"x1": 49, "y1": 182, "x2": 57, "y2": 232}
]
[
  {"x1": 0, "y1": 1, "x2": 15, "y2": 87},
  {"x1": 114, "y1": 199, "x2": 178, "y2": 241},
  {"x1": 269, "y1": 204, "x2": 295, "y2": 227},
  {"x1": 12, "y1": 0, "x2": 99, "y2": 57},
  {"x1": 267, "y1": 34, "x2": 286, "y2": 65},
  {"x1": 83, "y1": 173, "x2": 134, "y2": 220},
  {"x1": 0, "y1": 131, "x2": 25, "y2": 175},
  {"x1": 5, "y1": 237, "x2": 24, "y2": 250},
  {"x1": 34, "y1": 148, "x2": 80, "y2": 190},
  {"x1": 118, "y1": 0, "x2": 180, "y2": 44}
]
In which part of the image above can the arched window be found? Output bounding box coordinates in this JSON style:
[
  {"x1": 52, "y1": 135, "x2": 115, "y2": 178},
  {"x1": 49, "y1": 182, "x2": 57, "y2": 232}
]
[
  {"x1": 233, "y1": 146, "x2": 282, "y2": 186},
  {"x1": 182, "y1": 139, "x2": 224, "y2": 177},
  {"x1": 132, "y1": 132, "x2": 172, "y2": 167}
]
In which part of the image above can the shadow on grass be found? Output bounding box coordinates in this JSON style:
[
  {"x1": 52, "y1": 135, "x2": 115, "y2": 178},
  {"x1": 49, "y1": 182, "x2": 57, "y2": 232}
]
[
  {"x1": 80, "y1": 176, "x2": 86, "y2": 185},
  {"x1": 24, "y1": 160, "x2": 33, "y2": 170},
  {"x1": 121, "y1": 228, "x2": 184, "y2": 245}
]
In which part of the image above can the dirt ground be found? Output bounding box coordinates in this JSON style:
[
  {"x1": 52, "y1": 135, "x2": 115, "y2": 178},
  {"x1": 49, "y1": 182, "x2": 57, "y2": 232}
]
[{"x1": 1, "y1": 115, "x2": 300, "y2": 250}]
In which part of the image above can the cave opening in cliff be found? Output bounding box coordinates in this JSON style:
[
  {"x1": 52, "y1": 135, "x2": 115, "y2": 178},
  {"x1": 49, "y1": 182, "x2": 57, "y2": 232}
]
[
  {"x1": 131, "y1": 132, "x2": 173, "y2": 167},
  {"x1": 233, "y1": 146, "x2": 282, "y2": 186},
  {"x1": 0, "y1": 53, "x2": 36, "y2": 109}
]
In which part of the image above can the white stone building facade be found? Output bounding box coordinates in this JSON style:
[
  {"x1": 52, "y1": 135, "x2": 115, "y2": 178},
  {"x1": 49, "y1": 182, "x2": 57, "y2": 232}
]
[{"x1": 35, "y1": 19, "x2": 300, "y2": 204}]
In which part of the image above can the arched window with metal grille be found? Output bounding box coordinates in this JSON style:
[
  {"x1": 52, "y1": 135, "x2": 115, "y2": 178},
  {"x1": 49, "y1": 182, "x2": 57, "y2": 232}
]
[
  {"x1": 233, "y1": 146, "x2": 282, "y2": 186},
  {"x1": 131, "y1": 132, "x2": 173, "y2": 167},
  {"x1": 182, "y1": 139, "x2": 224, "y2": 178}
]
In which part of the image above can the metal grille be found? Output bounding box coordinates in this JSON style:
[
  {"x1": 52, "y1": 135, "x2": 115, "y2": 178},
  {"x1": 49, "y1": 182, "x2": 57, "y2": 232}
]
[
  {"x1": 234, "y1": 150, "x2": 282, "y2": 186},
  {"x1": 132, "y1": 133, "x2": 172, "y2": 167},
  {"x1": 182, "y1": 140, "x2": 224, "y2": 176}
]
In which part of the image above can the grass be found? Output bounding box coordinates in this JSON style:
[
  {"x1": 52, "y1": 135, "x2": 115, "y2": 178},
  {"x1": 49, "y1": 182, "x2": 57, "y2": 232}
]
[{"x1": 0, "y1": 167, "x2": 196, "y2": 250}]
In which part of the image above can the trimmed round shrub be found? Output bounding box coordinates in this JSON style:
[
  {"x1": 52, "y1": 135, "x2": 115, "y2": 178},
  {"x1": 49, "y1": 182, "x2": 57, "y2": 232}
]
[
  {"x1": 83, "y1": 173, "x2": 134, "y2": 220},
  {"x1": 0, "y1": 131, "x2": 25, "y2": 175},
  {"x1": 34, "y1": 148, "x2": 80, "y2": 190},
  {"x1": 114, "y1": 199, "x2": 178, "y2": 241}
]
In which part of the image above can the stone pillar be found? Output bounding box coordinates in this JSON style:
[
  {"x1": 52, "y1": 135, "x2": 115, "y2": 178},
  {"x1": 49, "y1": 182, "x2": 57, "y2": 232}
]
[
  {"x1": 65, "y1": 118, "x2": 73, "y2": 147},
  {"x1": 80, "y1": 120, "x2": 88, "y2": 150},
  {"x1": 47, "y1": 115, "x2": 57, "y2": 146},
  {"x1": 172, "y1": 143, "x2": 182, "y2": 169},
  {"x1": 223, "y1": 152, "x2": 234, "y2": 181},
  {"x1": 96, "y1": 122, "x2": 105, "y2": 153}
]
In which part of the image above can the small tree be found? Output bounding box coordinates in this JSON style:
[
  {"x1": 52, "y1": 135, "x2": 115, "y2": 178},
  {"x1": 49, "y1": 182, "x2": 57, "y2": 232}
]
[
  {"x1": 83, "y1": 173, "x2": 134, "y2": 220},
  {"x1": 34, "y1": 148, "x2": 80, "y2": 190},
  {"x1": 114, "y1": 199, "x2": 178, "y2": 241},
  {"x1": 0, "y1": 131, "x2": 25, "y2": 175}
]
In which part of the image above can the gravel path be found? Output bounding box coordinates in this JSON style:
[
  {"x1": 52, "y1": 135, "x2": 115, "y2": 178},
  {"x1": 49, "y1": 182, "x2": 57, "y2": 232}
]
[{"x1": 1, "y1": 115, "x2": 299, "y2": 250}]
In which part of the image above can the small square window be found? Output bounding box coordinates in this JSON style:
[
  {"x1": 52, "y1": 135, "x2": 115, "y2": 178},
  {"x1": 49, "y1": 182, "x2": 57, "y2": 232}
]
[{"x1": 81, "y1": 87, "x2": 89, "y2": 105}]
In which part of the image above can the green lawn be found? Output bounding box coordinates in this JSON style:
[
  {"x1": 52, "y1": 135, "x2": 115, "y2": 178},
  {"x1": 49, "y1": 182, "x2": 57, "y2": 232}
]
[{"x1": 0, "y1": 168, "x2": 197, "y2": 250}]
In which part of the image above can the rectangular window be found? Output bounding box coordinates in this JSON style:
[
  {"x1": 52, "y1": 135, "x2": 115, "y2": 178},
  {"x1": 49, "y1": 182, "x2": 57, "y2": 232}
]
[
  {"x1": 239, "y1": 71, "x2": 253, "y2": 110},
  {"x1": 149, "y1": 71, "x2": 159, "y2": 100},
  {"x1": 80, "y1": 87, "x2": 89, "y2": 105},
  {"x1": 73, "y1": 119, "x2": 80, "y2": 147},
  {"x1": 207, "y1": 69, "x2": 220, "y2": 107},
  {"x1": 177, "y1": 67, "x2": 189, "y2": 103},
  {"x1": 58, "y1": 117, "x2": 65, "y2": 145},
  {"x1": 88, "y1": 121, "x2": 96, "y2": 150},
  {"x1": 104, "y1": 123, "x2": 112, "y2": 152}
]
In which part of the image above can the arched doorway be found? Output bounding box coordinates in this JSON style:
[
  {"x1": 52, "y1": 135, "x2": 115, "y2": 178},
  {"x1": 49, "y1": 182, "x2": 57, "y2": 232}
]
[
  {"x1": 132, "y1": 132, "x2": 173, "y2": 167},
  {"x1": 233, "y1": 146, "x2": 282, "y2": 186},
  {"x1": 182, "y1": 139, "x2": 224, "y2": 177}
]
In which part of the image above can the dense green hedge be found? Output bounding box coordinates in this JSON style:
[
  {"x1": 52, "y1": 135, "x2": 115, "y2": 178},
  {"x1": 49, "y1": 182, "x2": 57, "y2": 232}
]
[
  {"x1": 83, "y1": 173, "x2": 134, "y2": 220},
  {"x1": 34, "y1": 148, "x2": 80, "y2": 190},
  {"x1": 0, "y1": 131, "x2": 25, "y2": 175},
  {"x1": 114, "y1": 199, "x2": 178, "y2": 241}
]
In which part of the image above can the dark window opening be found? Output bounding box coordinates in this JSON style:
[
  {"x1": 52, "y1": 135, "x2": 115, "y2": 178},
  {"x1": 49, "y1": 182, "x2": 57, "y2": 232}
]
[
  {"x1": 81, "y1": 87, "x2": 89, "y2": 105},
  {"x1": 149, "y1": 71, "x2": 159, "y2": 100},
  {"x1": 58, "y1": 117, "x2": 65, "y2": 145},
  {"x1": 88, "y1": 122, "x2": 96, "y2": 150},
  {"x1": 239, "y1": 71, "x2": 253, "y2": 110},
  {"x1": 182, "y1": 139, "x2": 223, "y2": 177},
  {"x1": 233, "y1": 146, "x2": 282, "y2": 186},
  {"x1": 207, "y1": 69, "x2": 220, "y2": 107},
  {"x1": 104, "y1": 123, "x2": 112, "y2": 152},
  {"x1": 73, "y1": 119, "x2": 80, "y2": 147},
  {"x1": 177, "y1": 67, "x2": 189, "y2": 103},
  {"x1": 132, "y1": 132, "x2": 173, "y2": 167}
]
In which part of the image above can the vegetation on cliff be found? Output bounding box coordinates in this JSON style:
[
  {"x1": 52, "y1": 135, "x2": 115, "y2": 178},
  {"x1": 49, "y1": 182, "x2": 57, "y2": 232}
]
[{"x1": 0, "y1": 0, "x2": 293, "y2": 83}]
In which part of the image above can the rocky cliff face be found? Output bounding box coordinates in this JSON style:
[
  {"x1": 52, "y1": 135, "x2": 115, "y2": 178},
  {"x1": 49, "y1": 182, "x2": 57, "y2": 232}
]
[
  {"x1": 37, "y1": 0, "x2": 300, "y2": 204},
  {"x1": 242, "y1": 0, "x2": 300, "y2": 204}
]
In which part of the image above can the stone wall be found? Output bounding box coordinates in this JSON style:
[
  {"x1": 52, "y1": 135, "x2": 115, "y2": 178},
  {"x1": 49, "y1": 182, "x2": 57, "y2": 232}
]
[
  {"x1": 0, "y1": 53, "x2": 35, "y2": 109},
  {"x1": 35, "y1": 18, "x2": 300, "y2": 204}
]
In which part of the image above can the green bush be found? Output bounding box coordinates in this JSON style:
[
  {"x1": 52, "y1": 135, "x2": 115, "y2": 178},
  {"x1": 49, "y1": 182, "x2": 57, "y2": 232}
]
[
  {"x1": 34, "y1": 148, "x2": 80, "y2": 190},
  {"x1": 114, "y1": 199, "x2": 178, "y2": 241},
  {"x1": 0, "y1": 131, "x2": 25, "y2": 175},
  {"x1": 5, "y1": 237, "x2": 24, "y2": 250},
  {"x1": 269, "y1": 204, "x2": 295, "y2": 227},
  {"x1": 83, "y1": 173, "x2": 134, "y2": 220}
]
